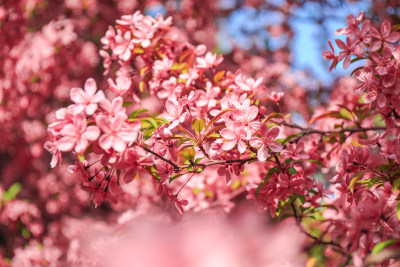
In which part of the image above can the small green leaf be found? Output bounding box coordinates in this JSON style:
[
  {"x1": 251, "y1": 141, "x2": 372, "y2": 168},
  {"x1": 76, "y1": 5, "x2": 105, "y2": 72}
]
[
  {"x1": 213, "y1": 70, "x2": 225, "y2": 82},
  {"x1": 288, "y1": 167, "x2": 298, "y2": 175},
  {"x1": 169, "y1": 173, "x2": 186, "y2": 183},
  {"x1": 194, "y1": 157, "x2": 204, "y2": 164},
  {"x1": 192, "y1": 118, "x2": 206, "y2": 133},
  {"x1": 371, "y1": 239, "x2": 396, "y2": 255},
  {"x1": 123, "y1": 102, "x2": 133, "y2": 107},
  {"x1": 182, "y1": 147, "x2": 195, "y2": 161},
  {"x1": 397, "y1": 201, "x2": 400, "y2": 220},
  {"x1": 78, "y1": 154, "x2": 85, "y2": 162},
  {"x1": 2, "y1": 183, "x2": 22, "y2": 203},
  {"x1": 129, "y1": 108, "x2": 149, "y2": 118},
  {"x1": 281, "y1": 133, "x2": 303, "y2": 146}
]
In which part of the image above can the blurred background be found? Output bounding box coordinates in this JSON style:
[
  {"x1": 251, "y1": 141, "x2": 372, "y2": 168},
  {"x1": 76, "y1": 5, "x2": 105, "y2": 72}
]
[{"x1": 1, "y1": 0, "x2": 400, "y2": 265}]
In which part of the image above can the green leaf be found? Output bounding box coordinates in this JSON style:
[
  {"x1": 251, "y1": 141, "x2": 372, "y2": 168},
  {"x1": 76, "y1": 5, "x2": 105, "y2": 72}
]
[
  {"x1": 177, "y1": 138, "x2": 192, "y2": 146},
  {"x1": 397, "y1": 201, "x2": 400, "y2": 220},
  {"x1": 262, "y1": 112, "x2": 283, "y2": 123},
  {"x1": 2, "y1": 183, "x2": 22, "y2": 203},
  {"x1": 393, "y1": 178, "x2": 400, "y2": 192},
  {"x1": 123, "y1": 102, "x2": 133, "y2": 107},
  {"x1": 281, "y1": 133, "x2": 303, "y2": 146},
  {"x1": 391, "y1": 24, "x2": 400, "y2": 32},
  {"x1": 213, "y1": 70, "x2": 225, "y2": 82},
  {"x1": 230, "y1": 180, "x2": 241, "y2": 190},
  {"x1": 169, "y1": 173, "x2": 186, "y2": 183},
  {"x1": 194, "y1": 157, "x2": 204, "y2": 164},
  {"x1": 192, "y1": 118, "x2": 206, "y2": 133},
  {"x1": 371, "y1": 239, "x2": 396, "y2": 255},
  {"x1": 129, "y1": 108, "x2": 149, "y2": 118},
  {"x1": 288, "y1": 167, "x2": 298, "y2": 175},
  {"x1": 182, "y1": 147, "x2": 195, "y2": 161},
  {"x1": 255, "y1": 167, "x2": 280, "y2": 197},
  {"x1": 78, "y1": 154, "x2": 85, "y2": 162}
]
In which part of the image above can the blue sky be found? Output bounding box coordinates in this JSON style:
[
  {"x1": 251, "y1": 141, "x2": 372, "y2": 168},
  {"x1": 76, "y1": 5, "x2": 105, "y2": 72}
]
[{"x1": 145, "y1": 0, "x2": 371, "y2": 86}]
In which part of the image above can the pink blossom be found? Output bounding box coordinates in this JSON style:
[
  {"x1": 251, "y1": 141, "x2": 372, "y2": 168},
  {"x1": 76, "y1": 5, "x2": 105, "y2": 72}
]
[
  {"x1": 196, "y1": 52, "x2": 223, "y2": 69},
  {"x1": 369, "y1": 21, "x2": 400, "y2": 51},
  {"x1": 132, "y1": 16, "x2": 156, "y2": 48},
  {"x1": 55, "y1": 114, "x2": 100, "y2": 153},
  {"x1": 220, "y1": 121, "x2": 251, "y2": 153},
  {"x1": 195, "y1": 82, "x2": 220, "y2": 109},
  {"x1": 96, "y1": 113, "x2": 141, "y2": 152},
  {"x1": 113, "y1": 30, "x2": 134, "y2": 61},
  {"x1": 108, "y1": 73, "x2": 132, "y2": 96},
  {"x1": 322, "y1": 41, "x2": 339, "y2": 72},
  {"x1": 249, "y1": 125, "x2": 282, "y2": 161},
  {"x1": 280, "y1": 142, "x2": 309, "y2": 161},
  {"x1": 99, "y1": 97, "x2": 126, "y2": 117},
  {"x1": 70, "y1": 78, "x2": 105, "y2": 115},
  {"x1": 162, "y1": 100, "x2": 189, "y2": 129}
]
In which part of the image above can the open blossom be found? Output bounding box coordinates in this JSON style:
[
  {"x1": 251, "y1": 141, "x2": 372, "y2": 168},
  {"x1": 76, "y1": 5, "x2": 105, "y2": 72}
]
[
  {"x1": 195, "y1": 82, "x2": 220, "y2": 109},
  {"x1": 220, "y1": 121, "x2": 251, "y2": 153},
  {"x1": 249, "y1": 125, "x2": 282, "y2": 161},
  {"x1": 96, "y1": 113, "x2": 141, "y2": 152},
  {"x1": 234, "y1": 74, "x2": 263, "y2": 92},
  {"x1": 55, "y1": 114, "x2": 100, "y2": 153},
  {"x1": 196, "y1": 52, "x2": 223, "y2": 69},
  {"x1": 108, "y1": 71, "x2": 132, "y2": 96},
  {"x1": 369, "y1": 21, "x2": 400, "y2": 51},
  {"x1": 70, "y1": 78, "x2": 105, "y2": 115},
  {"x1": 322, "y1": 41, "x2": 339, "y2": 72},
  {"x1": 162, "y1": 100, "x2": 189, "y2": 129},
  {"x1": 158, "y1": 77, "x2": 182, "y2": 100},
  {"x1": 99, "y1": 97, "x2": 126, "y2": 117},
  {"x1": 335, "y1": 11, "x2": 364, "y2": 35},
  {"x1": 232, "y1": 104, "x2": 260, "y2": 134},
  {"x1": 132, "y1": 16, "x2": 156, "y2": 48},
  {"x1": 113, "y1": 30, "x2": 134, "y2": 61},
  {"x1": 336, "y1": 36, "x2": 359, "y2": 69},
  {"x1": 280, "y1": 142, "x2": 309, "y2": 161}
]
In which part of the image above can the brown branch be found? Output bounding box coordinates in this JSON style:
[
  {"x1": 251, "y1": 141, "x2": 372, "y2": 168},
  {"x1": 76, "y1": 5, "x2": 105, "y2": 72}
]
[
  {"x1": 142, "y1": 146, "x2": 181, "y2": 173},
  {"x1": 278, "y1": 121, "x2": 387, "y2": 136},
  {"x1": 290, "y1": 202, "x2": 342, "y2": 249}
]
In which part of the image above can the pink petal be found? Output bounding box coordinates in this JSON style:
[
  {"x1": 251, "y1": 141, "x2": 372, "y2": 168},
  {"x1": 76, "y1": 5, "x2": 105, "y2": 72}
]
[
  {"x1": 343, "y1": 55, "x2": 351, "y2": 70},
  {"x1": 70, "y1": 88, "x2": 85, "y2": 104},
  {"x1": 56, "y1": 136, "x2": 76, "y2": 152},
  {"x1": 92, "y1": 91, "x2": 105, "y2": 103},
  {"x1": 267, "y1": 126, "x2": 280, "y2": 139},
  {"x1": 112, "y1": 136, "x2": 126, "y2": 152},
  {"x1": 99, "y1": 134, "x2": 113, "y2": 150},
  {"x1": 96, "y1": 115, "x2": 112, "y2": 133},
  {"x1": 335, "y1": 39, "x2": 347, "y2": 50},
  {"x1": 223, "y1": 140, "x2": 237, "y2": 151},
  {"x1": 220, "y1": 128, "x2": 236, "y2": 140},
  {"x1": 381, "y1": 21, "x2": 391, "y2": 37},
  {"x1": 86, "y1": 103, "x2": 98, "y2": 115},
  {"x1": 386, "y1": 32, "x2": 400, "y2": 43},
  {"x1": 237, "y1": 140, "x2": 247, "y2": 153},
  {"x1": 83, "y1": 126, "x2": 100, "y2": 141},
  {"x1": 267, "y1": 140, "x2": 283, "y2": 152},
  {"x1": 257, "y1": 145, "x2": 268, "y2": 162},
  {"x1": 246, "y1": 106, "x2": 258, "y2": 121},
  {"x1": 249, "y1": 137, "x2": 262, "y2": 147},
  {"x1": 75, "y1": 139, "x2": 89, "y2": 154},
  {"x1": 84, "y1": 78, "x2": 97, "y2": 96}
]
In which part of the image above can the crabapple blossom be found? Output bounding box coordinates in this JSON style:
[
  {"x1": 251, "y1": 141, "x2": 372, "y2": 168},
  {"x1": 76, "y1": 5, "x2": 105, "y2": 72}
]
[{"x1": 70, "y1": 78, "x2": 105, "y2": 115}]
